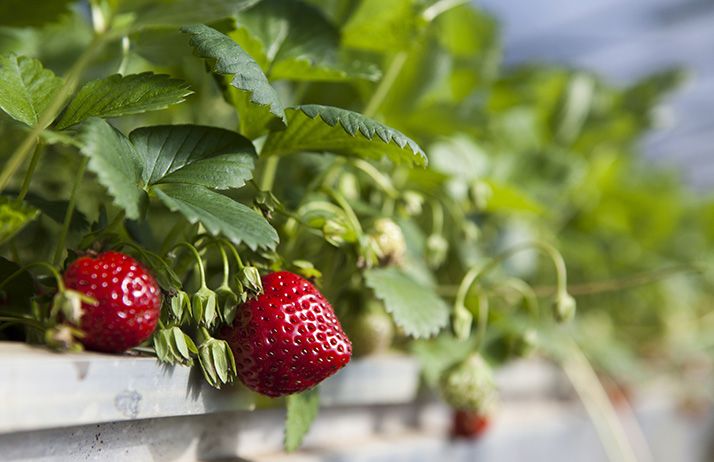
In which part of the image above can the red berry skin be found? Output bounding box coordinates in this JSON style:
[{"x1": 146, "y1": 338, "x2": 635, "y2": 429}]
[
  {"x1": 451, "y1": 409, "x2": 491, "y2": 439},
  {"x1": 63, "y1": 252, "x2": 161, "y2": 353},
  {"x1": 220, "y1": 271, "x2": 352, "y2": 397}
]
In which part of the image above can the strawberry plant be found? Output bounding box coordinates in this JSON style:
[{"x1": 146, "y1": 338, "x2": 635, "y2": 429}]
[{"x1": 1, "y1": 0, "x2": 712, "y2": 454}]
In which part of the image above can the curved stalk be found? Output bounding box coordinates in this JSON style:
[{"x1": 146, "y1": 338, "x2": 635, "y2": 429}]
[{"x1": 561, "y1": 338, "x2": 642, "y2": 462}]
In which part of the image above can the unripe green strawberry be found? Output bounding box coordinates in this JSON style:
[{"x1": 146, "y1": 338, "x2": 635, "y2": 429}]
[
  {"x1": 440, "y1": 353, "x2": 497, "y2": 413},
  {"x1": 346, "y1": 301, "x2": 394, "y2": 357}
]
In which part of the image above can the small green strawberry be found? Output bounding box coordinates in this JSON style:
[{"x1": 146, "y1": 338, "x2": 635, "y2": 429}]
[{"x1": 440, "y1": 353, "x2": 498, "y2": 413}]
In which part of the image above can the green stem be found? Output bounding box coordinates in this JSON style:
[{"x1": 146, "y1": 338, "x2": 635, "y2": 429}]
[
  {"x1": 499, "y1": 278, "x2": 540, "y2": 319},
  {"x1": 53, "y1": 157, "x2": 88, "y2": 265},
  {"x1": 561, "y1": 338, "x2": 640, "y2": 462},
  {"x1": 0, "y1": 316, "x2": 45, "y2": 331},
  {"x1": 0, "y1": 261, "x2": 64, "y2": 292},
  {"x1": 453, "y1": 240, "x2": 568, "y2": 323},
  {"x1": 0, "y1": 34, "x2": 105, "y2": 192},
  {"x1": 351, "y1": 159, "x2": 399, "y2": 198},
  {"x1": 17, "y1": 142, "x2": 44, "y2": 201},
  {"x1": 326, "y1": 189, "x2": 363, "y2": 235},
  {"x1": 430, "y1": 200, "x2": 445, "y2": 236},
  {"x1": 475, "y1": 294, "x2": 489, "y2": 351},
  {"x1": 218, "y1": 238, "x2": 245, "y2": 270},
  {"x1": 217, "y1": 244, "x2": 230, "y2": 287},
  {"x1": 259, "y1": 156, "x2": 280, "y2": 192},
  {"x1": 117, "y1": 36, "x2": 131, "y2": 74},
  {"x1": 538, "y1": 263, "x2": 705, "y2": 297},
  {"x1": 363, "y1": 51, "x2": 408, "y2": 118},
  {"x1": 171, "y1": 242, "x2": 208, "y2": 288}
]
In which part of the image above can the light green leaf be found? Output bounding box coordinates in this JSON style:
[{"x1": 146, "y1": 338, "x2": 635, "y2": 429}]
[
  {"x1": 342, "y1": 0, "x2": 420, "y2": 53},
  {"x1": 0, "y1": 54, "x2": 63, "y2": 126},
  {"x1": 232, "y1": 0, "x2": 380, "y2": 82},
  {"x1": 284, "y1": 388, "x2": 319, "y2": 452},
  {"x1": 0, "y1": 0, "x2": 74, "y2": 27},
  {"x1": 262, "y1": 105, "x2": 427, "y2": 167},
  {"x1": 131, "y1": 0, "x2": 260, "y2": 29},
  {"x1": 0, "y1": 197, "x2": 39, "y2": 245},
  {"x1": 129, "y1": 124, "x2": 256, "y2": 189},
  {"x1": 55, "y1": 73, "x2": 193, "y2": 129},
  {"x1": 181, "y1": 24, "x2": 286, "y2": 137},
  {"x1": 484, "y1": 180, "x2": 543, "y2": 214},
  {"x1": 154, "y1": 183, "x2": 278, "y2": 250},
  {"x1": 364, "y1": 267, "x2": 449, "y2": 338},
  {"x1": 80, "y1": 119, "x2": 146, "y2": 220}
]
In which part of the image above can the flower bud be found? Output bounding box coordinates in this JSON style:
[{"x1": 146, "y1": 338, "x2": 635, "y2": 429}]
[
  {"x1": 426, "y1": 233, "x2": 449, "y2": 268},
  {"x1": 554, "y1": 292, "x2": 576, "y2": 323},
  {"x1": 369, "y1": 218, "x2": 407, "y2": 266}
]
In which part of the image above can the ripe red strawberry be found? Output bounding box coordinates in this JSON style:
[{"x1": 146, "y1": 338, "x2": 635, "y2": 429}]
[
  {"x1": 451, "y1": 409, "x2": 491, "y2": 439},
  {"x1": 220, "y1": 271, "x2": 351, "y2": 397},
  {"x1": 63, "y1": 251, "x2": 161, "y2": 353}
]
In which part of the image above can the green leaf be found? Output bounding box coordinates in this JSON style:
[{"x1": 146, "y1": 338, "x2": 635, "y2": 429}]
[
  {"x1": 231, "y1": 0, "x2": 380, "y2": 82},
  {"x1": 55, "y1": 73, "x2": 193, "y2": 129},
  {"x1": 284, "y1": 388, "x2": 319, "y2": 452},
  {"x1": 80, "y1": 119, "x2": 146, "y2": 220},
  {"x1": 131, "y1": 0, "x2": 260, "y2": 29},
  {"x1": 364, "y1": 267, "x2": 449, "y2": 338},
  {"x1": 181, "y1": 24, "x2": 286, "y2": 137},
  {"x1": 0, "y1": 0, "x2": 74, "y2": 28},
  {"x1": 0, "y1": 257, "x2": 35, "y2": 307},
  {"x1": 411, "y1": 334, "x2": 477, "y2": 387},
  {"x1": 0, "y1": 198, "x2": 38, "y2": 245},
  {"x1": 129, "y1": 124, "x2": 256, "y2": 189},
  {"x1": 20, "y1": 194, "x2": 89, "y2": 232},
  {"x1": 262, "y1": 105, "x2": 427, "y2": 167},
  {"x1": 154, "y1": 183, "x2": 278, "y2": 250},
  {"x1": 483, "y1": 180, "x2": 543, "y2": 214},
  {"x1": 0, "y1": 54, "x2": 63, "y2": 127},
  {"x1": 342, "y1": 0, "x2": 420, "y2": 53}
]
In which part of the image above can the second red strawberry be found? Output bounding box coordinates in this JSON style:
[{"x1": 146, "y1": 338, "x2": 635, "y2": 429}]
[{"x1": 220, "y1": 271, "x2": 352, "y2": 397}]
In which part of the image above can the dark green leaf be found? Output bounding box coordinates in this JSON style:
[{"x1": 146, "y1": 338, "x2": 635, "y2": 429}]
[
  {"x1": 284, "y1": 388, "x2": 319, "y2": 452},
  {"x1": 0, "y1": 54, "x2": 63, "y2": 126},
  {"x1": 181, "y1": 24, "x2": 286, "y2": 136},
  {"x1": 129, "y1": 124, "x2": 256, "y2": 189},
  {"x1": 131, "y1": 0, "x2": 261, "y2": 29},
  {"x1": 0, "y1": 0, "x2": 73, "y2": 27},
  {"x1": 262, "y1": 105, "x2": 427, "y2": 167},
  {"x1": 0, "y1": 256, "x2": 35, "y2": 305},
  {"x1": 55, "y1": 73, "x2": 193, "y2": 129},
  {"x1": 21, "y1": 194, "x2": 89, "y2": 232},
  {"x1": 154, "y1": 183, "x2": 278, "y2": 250},
  {"x1": 364, "y1": 267, "x2": 449, "y2": 338},
  {"x1": 80, "y1": 119, "x2": 147, "y2": 220},
  {"x1": 342, "y1": 0, "x2": 420, "y2": 53},
  {"x1": 231, "y1": 0, "x2": 380, "y2": 82}
]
